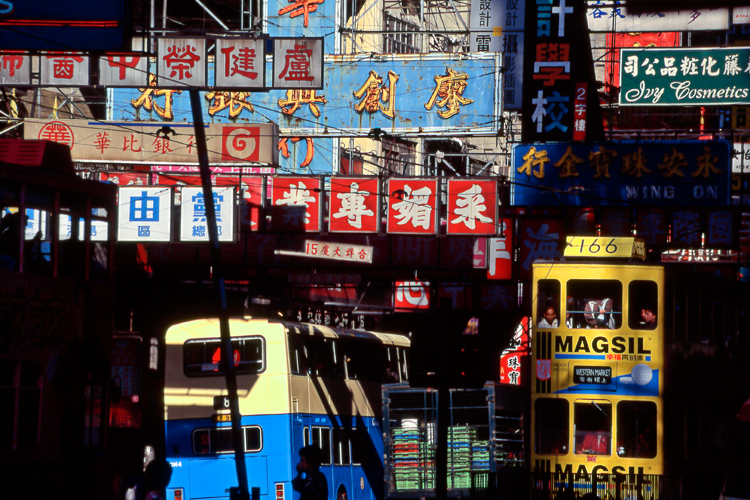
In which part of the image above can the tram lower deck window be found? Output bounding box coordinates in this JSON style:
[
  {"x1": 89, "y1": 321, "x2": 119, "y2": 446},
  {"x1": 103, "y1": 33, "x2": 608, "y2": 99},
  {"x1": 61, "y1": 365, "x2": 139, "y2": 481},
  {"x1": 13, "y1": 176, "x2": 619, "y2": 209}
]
[
  {"x1": 574, "y1": 400, "x2": 612, "y2": 456},
  {"x1": 535, "y1": 398, "x2": 569, "y2": 455},
  {"x1": 567, "y1": 280, "x2": 622, "y2": 330},
  {"x1": 616, "y1": 401, "x2": 656, "y2": 458}
]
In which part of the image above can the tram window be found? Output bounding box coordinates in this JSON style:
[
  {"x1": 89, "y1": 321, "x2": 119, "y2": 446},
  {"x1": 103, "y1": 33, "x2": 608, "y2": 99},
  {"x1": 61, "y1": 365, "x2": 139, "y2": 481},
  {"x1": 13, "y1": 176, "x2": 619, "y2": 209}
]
[
  {"x1": 535, "y1": 398, "x2": 569, "y2": 455},
  {"x1": 574, "y1": 400, "x2": 612, "y2": 455},
  {"x1": 616, "y1": 401, "x2": 656, "y2": 459},
  {"x1": 568, "y1": 280, "x2": 622, "y2": 329},
  {"x1": 312, "y1": 426, "x2": 332, "y2": 466},
  {"x1": 192, "y1": 426, "x2": 262, "y2": 454},
  {"x1": 537, "y1": 280, "x2": 561, "y2": 329},
  {"x1": 184, "y1": 337, "x2": 264, "y2": 376},
  {"x1": 629, "y1": 281, "x2": 658, "y2": 330}
]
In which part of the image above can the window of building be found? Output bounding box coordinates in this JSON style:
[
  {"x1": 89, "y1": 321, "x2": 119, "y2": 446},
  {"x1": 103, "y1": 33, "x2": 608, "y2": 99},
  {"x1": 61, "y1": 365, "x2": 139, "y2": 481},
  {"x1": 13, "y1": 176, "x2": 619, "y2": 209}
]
[
  {"x1": 574, "y1": 400, "x2": 612, "y2": 456},
  {"x1": 0, "y1": 360, "x2": 42, "y2": 449},
  {"x1": 534, "y1": 398, "x2": 568, "y2": 455},
  {"x1": 567, "y1": 280, "x2": 622, "y2": 329},
  {"x1": 616, "y1": 401, "x2": 656, "y2": 458},
  {"x1": 629, "y1": 281, "x2": 658, "y2": 330}
]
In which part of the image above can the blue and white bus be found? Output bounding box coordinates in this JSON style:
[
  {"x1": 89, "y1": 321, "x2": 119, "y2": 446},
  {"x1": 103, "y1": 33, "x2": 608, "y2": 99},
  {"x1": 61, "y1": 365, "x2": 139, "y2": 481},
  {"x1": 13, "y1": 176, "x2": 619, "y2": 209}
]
[{"x1": 163, "y1": 317, "x2": 410, "y2": 500}]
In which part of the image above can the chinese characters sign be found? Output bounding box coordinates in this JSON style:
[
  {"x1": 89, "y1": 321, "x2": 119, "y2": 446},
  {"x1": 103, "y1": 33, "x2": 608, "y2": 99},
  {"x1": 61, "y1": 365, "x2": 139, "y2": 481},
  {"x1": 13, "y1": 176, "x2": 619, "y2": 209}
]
[
  {"x1": 99, "y1": 55, "x2": 149, "y2": 87},
  {"x1": 272, "y1": 38, "x2": 324, "y2": 89},
  {"x1": 117, "y1": 187, "x2": 172, "y2": 242},
  {"x1": 179, "y1": 187, "x2": 235, "y2": 242},
  {"x1": 302, "y1": 240, "x2": 373, "y2": 264},
  {"x1": 0, "y1": 54, "x2": 30, "y2": 85},
  {"x1": 620, "y1": 47, "x2": 750, "y2": 106},
  {"x1": 446, "y1": 179, "x2": 498, "y2": 235},
  {"x1": 587, "y1": 3, "x2": 728, "y2": 32},
  {"x1": 40, "y1": 54, "x2": 89, "y2": 86},
  {"x1": 387, "y1": 179, "x2": 439, "y2": 235},
  {"x1": 157, "y1": 38, "x2": 207, "y2": 87},
  {"x1": 328, "y1": 177, "x2": 380, "y2": 233},
  {"x1": 24, "y1": 119, "x2": 279, "y2": 165},
  {"x1": 271, "y1": 176, "x2": 322, "y2": 232},
  {"x1": 512, "y1": 141, "x2": 732, "y2": 206}
]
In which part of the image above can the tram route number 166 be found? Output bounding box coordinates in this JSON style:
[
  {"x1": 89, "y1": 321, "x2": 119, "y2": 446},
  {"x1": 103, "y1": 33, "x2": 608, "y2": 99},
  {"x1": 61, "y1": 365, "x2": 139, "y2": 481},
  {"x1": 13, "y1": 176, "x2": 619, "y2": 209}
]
[{"x1": 564, "y1": 236, "x2": 646, "y2": 260}]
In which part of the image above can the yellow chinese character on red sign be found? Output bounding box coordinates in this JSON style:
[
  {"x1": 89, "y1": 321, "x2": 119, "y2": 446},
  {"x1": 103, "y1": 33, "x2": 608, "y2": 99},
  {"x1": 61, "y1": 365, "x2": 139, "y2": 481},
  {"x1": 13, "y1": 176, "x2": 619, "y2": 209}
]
[
  {"x1": 278, "y1": 89, "x2": 327, "y2": 118},
  {"x1": 353, "y1": 70, "x2": 399, "y2": 119},
  {"x1": 424, "y1": 68, "x2": 474, "y2": 119}
]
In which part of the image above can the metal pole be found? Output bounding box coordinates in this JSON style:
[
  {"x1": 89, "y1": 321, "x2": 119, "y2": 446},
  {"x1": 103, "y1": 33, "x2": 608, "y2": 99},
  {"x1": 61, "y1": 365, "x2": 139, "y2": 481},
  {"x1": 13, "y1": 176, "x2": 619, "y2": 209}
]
[{"x1": 189, "y1": 89, "x2": 250, "y2": 500}]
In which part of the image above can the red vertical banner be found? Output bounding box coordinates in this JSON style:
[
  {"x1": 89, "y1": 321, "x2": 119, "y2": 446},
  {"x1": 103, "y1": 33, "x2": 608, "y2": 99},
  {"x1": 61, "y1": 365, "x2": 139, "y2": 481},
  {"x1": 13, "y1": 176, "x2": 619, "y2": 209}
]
[
  {"x1": 446, "y1": 179, "x2": 498, "y2": 235},
  {"x1": 387, "y1": 178, "x2": 439, "y2": 235},
  {"x1": 240, "y1": 176, "x2": 264, "y2": 232},
  {"x1": 500, "y1": 318, "x2": 529, "y2": 385},
  {"x1": 487, "y1": 218, "x2": 513, "y2": 280},
  {"x1": 328, "y1": 177, "x2": 380, "y2": 233},
  {"x1": 270, "y1": 176, "x2": 322, "y2": 232},
  {"x1": 573, "y1": 82, "x2": 587, "y2": 142}
]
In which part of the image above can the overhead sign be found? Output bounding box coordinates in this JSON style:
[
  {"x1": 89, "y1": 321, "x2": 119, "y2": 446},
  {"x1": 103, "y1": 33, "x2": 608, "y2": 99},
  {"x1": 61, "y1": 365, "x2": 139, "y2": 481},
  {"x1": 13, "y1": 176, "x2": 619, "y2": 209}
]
[
  {"x1": 23, "y1": 119, "x2": 279, "y2": 165},
  {"x1": 117, "y1": 187, "x2": 172, "y2": 242},
  {"x1": 179, "y1": 187, "x2": 235, "y2": 242},
  {"x1": 40, "y1": 54, "x2": 90, "y2": 87},
  {"x1": 386, "y1": 178, "x2": 439, "y2": 235},
  {"x1": 564, "y1": 237, "x2": 646, "y2": 260},
  {"x1": 109, "y1": 54, "x2": 501, "y2": 135},
  {"x1": 328, "y1": 177, "x2": 380, "y2": 234},
  {"x1": 445, "y1": 179, "x2": 498, "y2": 235},
  {"x1": 0, "y1": 0, "x2": 128, "y2": 50},
  {"x1": 276, "y1": 240, "x2": 374, "y2": 264},
  {"x1": 272, "y1": 38, "x2": 324, "y2": 90},
  {"x1": 586, "y1": 3, "x2": 729, "y2": 32},
  {"x1": 98, "y1": 55, "x2": 149, "y2": 87},
  {"x1": 512, "y1": 141, "x2": 732, "y2": 207},
  {"x1": 620, "y1": 47, "x2": 750, "y2": 106}
]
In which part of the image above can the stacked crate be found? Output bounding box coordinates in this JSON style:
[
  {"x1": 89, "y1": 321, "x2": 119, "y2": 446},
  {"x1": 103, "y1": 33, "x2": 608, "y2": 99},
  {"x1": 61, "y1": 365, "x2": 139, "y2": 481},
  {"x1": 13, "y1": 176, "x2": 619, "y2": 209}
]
[
  {"x1": 392, "y1": 427, "x2": 434, "y2": 490},
  {"x1": 447, "y1": 426, "x2": 474, "y2": 489}
]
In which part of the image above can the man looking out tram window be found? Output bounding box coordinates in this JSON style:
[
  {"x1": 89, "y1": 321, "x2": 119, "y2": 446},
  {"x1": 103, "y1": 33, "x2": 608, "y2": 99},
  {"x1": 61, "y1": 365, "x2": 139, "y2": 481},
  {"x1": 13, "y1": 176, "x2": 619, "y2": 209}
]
[
  {"x1": 538, "y1": 307, "x2": 559, "y2": 329},
  {"x1": 640, "y1": 308, "x2": 657, "y2": 330}
]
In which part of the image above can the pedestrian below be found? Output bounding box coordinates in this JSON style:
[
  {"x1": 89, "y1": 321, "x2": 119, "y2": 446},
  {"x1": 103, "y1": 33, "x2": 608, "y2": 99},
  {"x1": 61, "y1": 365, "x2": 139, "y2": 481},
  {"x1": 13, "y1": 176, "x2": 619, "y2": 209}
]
[{"x1": 292, "y1": 445, "x2": 328, "y2": 500}]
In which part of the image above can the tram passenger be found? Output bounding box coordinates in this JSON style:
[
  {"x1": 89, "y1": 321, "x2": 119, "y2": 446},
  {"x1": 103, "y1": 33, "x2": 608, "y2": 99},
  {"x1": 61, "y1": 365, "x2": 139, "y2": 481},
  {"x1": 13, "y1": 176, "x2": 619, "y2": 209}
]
[
  {"x1": 640, "y1": 308, "x2": 657, "y2": 330},
  {"x1": 538, "y1": 307, "x2": 559, "y2": 329},
  {"x1": 579, "y1": 431, "x2": 609, "y2": 455},
  {"x1": 583, "y1": 294, "x2": 615, "y2": 329}
]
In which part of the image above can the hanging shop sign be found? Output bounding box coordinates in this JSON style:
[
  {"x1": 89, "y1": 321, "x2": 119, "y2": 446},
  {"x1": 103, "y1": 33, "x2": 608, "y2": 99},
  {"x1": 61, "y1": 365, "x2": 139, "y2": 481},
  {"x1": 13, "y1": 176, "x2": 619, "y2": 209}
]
[
  {"x1": 328, "y1": 177, "x2": 380, "y2": 234},
  {"x1": 117, "y1": 186, "x2": 173, "y2": 242},
  {"x1": 386, "y1": 178, "x2": 439, "y2": 235},
  {"x1": 586, "y1": 3, "x2": 728, "y2": 32},
  {"x1": 23, "y1": 119, "x2": 279, "y2": 165},
  {"x1": 179, "y1": 187, "x2": 235, "y2": 242},
  {"x1": 270, "y1": 176, "x2": 323, "y2": 232},
  {"x1": 512, "y1": 141, "x2": 732, "y2": 207},
  {"x1": 619, "y1": 47, "x2": 750, "y2": 106},
  {"x1": 445, "y1": 179, "x2": 498, "y2": 235}
]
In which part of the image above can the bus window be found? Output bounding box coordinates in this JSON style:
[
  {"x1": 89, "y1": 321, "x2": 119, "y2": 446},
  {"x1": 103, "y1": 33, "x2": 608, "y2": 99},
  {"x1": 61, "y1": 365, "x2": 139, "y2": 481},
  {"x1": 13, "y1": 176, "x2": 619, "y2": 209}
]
[
  {"x1": 629, "y1": 281, "x2": 658, "y2": 330},
  {"x1": 333, "y1": 426, "x2": 351, "y2": 465},
  {"x1": 184, "y1": 337, "x2": 264, "y2": 376},
  {"x1": 288, "y1": 332, "x2": 308, "y2": 375},
  {"x1": 537, "y1": 280, "x2": 561, "y2": 329},
  {"x1": 568, "y1": 280, "x2": 622, "y2": 330},
  {"x1": 351, "y1": 427, "x2": 366, "y2": 465},
  {"x1": 535, "y1": 398, "x2": 569, "y2": 455},
  {"x1": 192, "y1": 426, "x2": 262, "y2": 454},
  {"x1": 312, "y1": 426, "x2": 332, "y2": 466},
  {"x1": 616, "y1": 401, "x2": 656, "y2": 458},
  {"x1": 574, "y1": 400, "x2": 612, "y2": 455},
  {"x1": 303, "y1": 426, "x2": 309, "y2": 447}
]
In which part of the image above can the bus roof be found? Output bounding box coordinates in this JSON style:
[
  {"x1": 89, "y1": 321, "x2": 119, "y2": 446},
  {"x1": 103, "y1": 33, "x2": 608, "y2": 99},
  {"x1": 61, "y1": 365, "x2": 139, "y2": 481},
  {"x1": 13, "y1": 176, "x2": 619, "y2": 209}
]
[{"x1": 165, "y1": 316, "x2": 410, "y2": 348}]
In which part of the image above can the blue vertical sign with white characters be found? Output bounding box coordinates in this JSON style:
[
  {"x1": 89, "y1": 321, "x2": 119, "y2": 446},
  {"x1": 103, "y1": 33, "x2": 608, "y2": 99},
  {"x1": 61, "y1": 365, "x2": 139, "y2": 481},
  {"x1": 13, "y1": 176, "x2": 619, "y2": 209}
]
[{"x1": 117, "y1": 187, "x2": 173, "y2": 242}]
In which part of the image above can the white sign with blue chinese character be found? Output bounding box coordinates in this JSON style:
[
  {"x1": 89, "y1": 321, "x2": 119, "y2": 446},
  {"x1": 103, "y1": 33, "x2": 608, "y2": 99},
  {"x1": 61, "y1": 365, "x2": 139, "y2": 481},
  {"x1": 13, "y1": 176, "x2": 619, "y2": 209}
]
[
  {"x1": 179, "y1": 187, "x2": 235, "y2": 242},
  {"x1": 60, "y1": 211, "x2": 108, "y2": 241},
  {"x1": 117, "y1": 187, "x2": 173, "y2": 242}
]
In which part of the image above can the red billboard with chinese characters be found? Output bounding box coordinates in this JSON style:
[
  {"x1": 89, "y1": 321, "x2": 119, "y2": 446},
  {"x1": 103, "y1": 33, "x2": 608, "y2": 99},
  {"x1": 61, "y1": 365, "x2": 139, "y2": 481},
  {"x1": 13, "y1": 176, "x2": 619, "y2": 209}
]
[
  {"x1": 394, "y1": 280, "x2": 431, "y2": 311},
  {"x1": 446, "y1": 179, "x2": 497, "y2": 235},
  {"x1": 387, "y1": 178, "x2": 439, "y2": 235},
  {"x1": 270, "y1": 176, "x2": 322, "y2": 232},
  {"x1": 328, "y1": 177, "x2": 380, "y2": 233}
]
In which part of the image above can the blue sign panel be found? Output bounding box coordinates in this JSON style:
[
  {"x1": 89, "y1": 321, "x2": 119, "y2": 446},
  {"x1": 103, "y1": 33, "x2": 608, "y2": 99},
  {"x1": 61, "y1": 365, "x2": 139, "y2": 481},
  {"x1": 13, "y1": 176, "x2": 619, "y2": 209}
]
[
  {"x1": 0, "y1": 0, "x2": 127, "y2": 50},
  {"x1": 267, "y1": 0, "x2": 337, "y2": 53},
  {"x1": 108, "y1": 54, "x2": 500, "y2": 136},
  {"x1": 511, "y1": 141, "x2": 732, "y2": 207}
]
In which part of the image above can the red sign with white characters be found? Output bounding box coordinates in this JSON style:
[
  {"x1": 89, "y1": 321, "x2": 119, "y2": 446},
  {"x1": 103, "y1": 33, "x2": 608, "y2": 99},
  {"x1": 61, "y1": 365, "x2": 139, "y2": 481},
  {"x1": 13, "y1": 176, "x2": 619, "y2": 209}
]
[
  {"x1": 487, "y1": 219, "x2": 513, "y2": 280},
  {"x1": 157, "y1": 38, "x2": 206, "y2": 87},
  {"x1": 270, "y1": 176, "x2": 321, "y2": 232},
  {"x1": 328, "y1": 177, "x2": 380, "y2": 233},
  {"x1": 387, "y1": 179, "x2": 438, "y2": 235},
  {"x1": 394, "y1": 280, "x2": 431, "y2": 310},
  {"x1": 446, "y1": 179, "x2": 497, "y2": 235}
]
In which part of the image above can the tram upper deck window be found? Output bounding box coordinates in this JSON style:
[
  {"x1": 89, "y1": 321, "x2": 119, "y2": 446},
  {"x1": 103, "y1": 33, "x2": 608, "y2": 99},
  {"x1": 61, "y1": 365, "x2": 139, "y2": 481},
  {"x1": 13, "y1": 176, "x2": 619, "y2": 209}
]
[
  {"x1": 616, "y1": 401, "x2": 656, "y2": 458},
  {"x1": 574, "y1": 400, "x2": 612, "y2": 456},
  {"x1": 535, "y1": 398, "x2": 569, "y2": 455},
  {"x1": 184, "y1": 337, "x2": 264, "y2": 376},
  {"x1": 629, "y1": 281, "x2": 658, "y2": 330},
  {"x1": 567, "y1": 280, "x2": 622, "y2": 330},
  {"x1": 536, "y1": 280, "x2": 561, "y2": 329}
]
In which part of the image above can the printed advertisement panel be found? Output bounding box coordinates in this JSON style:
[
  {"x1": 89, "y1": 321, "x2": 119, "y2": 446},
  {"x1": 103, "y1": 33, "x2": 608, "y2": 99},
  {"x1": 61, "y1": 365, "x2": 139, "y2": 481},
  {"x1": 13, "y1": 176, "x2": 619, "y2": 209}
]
[
  {"x1": 117, "y1": 186, "x2": 172, "y2": 242},
  {"x1": 179, "y1": 187, "x2": 235, "y2": 242},
  {"x1": 512, "y1": 141, "x2": 732, "y2": 206}
]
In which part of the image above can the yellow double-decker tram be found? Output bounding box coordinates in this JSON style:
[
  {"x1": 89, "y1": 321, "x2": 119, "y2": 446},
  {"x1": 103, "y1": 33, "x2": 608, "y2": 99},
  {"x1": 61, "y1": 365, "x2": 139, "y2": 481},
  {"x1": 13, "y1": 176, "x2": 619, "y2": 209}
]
[{"x1": 531, "y1": 237, "x2": 664, "y2": 500}]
